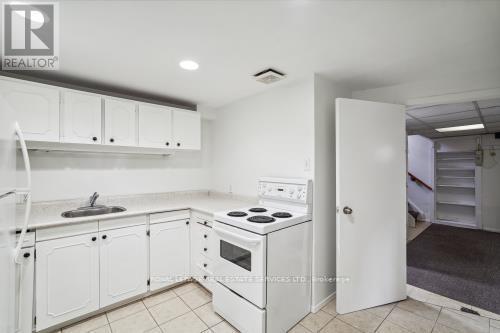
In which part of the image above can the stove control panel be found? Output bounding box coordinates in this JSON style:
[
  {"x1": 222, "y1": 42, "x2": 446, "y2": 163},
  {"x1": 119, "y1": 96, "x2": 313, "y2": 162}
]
[{"x1": 258, "y1": 179, "x2": 311, "y2": 203}]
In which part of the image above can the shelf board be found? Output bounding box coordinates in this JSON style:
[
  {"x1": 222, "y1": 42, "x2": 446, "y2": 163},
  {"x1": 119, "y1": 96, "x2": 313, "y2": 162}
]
[
  {"x1": 437, "y1": 184, "x2": 475, "y2": 189},
  {"x1": 434, "y1": 219, "x2": 477, "y2": 229},
  {"x1": 437, "y1": 201, "x2": 476, "y2": 207},
  {"x1": 437, "y1": 167, "x2": 475, "y2": 171},
  {"x1": 437, "y1": 157, "x2": 475, "y2": 161},
  {"x1": 437, "y1": 176, "x2": 474, "y2": 179}
]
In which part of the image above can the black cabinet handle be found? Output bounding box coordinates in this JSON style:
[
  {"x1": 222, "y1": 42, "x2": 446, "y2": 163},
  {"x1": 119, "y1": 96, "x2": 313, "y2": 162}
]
[
  {"x1": 110, "y1": 138, "x2": 114, "y2": 143},
  {"x1": 23, "y1": 252, "x2": 30, "y2": 258},
  {"x1": 102, "y1": 235, "x2": 107, "y2": 239},
  {"x1": 203, "y1": 275, "x2": 207, "y2": 280},
  {"x1": 203, "y1": 221, "x2": 208, "y2": 225},
  {"x1": 186, "y1": 221, "x2": 190, "y2": 225},
  {"x1": 92, "y1": 236, "x2": 97, "y2": 242},
  {"x1": 165, "y1": 142, "x2": 170, "y2": 146},
  {"x1": 203, "y1": 263, "x2": 207, "y2": 268},
  {"x1": 176, "y1": 142, "x2": 181, "y2": 147},
  {"x1": 203, "y1": 234, "x2": 207, "y2": 238},
  {"x1": 92, "y1": 136, "x2": 98, "y2": 142},
  {"x1": 203, "y1": 248, "x2": 207, "y2": 252}
]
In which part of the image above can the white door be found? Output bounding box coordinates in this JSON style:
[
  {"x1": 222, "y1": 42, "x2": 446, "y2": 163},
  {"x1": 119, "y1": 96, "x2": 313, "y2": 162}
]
[
  {"x1": 172, "y1": 109, "x2": 201, "y2": 150},
  {"x1": 61, "y1": 91, "x2": 102, "y2": 144},
  {"x1": 138, "y1": 104, "x2": 172, "y2": 148},
  {"x1": 99, "y1": 225, "x2": 148, "y2": 307},
  {"x1": 104, "y1": 98, "x2": 137, "y2": 146},
  {"x1": 150, "y1": 220, "x2": 190, "y2": 291},
  {"x1": 336, "y1": 98, "x2": 407, "y2": 314},
  {"x1": 0, "y1": 78, "x2": 60, "y2": 142},
  {"x1": 35, "y1": 233, "x2": 99, "y2": 331}
]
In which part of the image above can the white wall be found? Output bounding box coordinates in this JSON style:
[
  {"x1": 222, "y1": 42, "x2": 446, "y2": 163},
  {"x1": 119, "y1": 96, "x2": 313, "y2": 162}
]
[
  {"x1": 407, "y1": 135, "x2": 434, "y2": 220},
  {"x1": 311, "y1": 75, "x2": 352, "y2": 310},
  {"x1": 211, "y1": 78, "x2": 315, "y2": 195},
  {"x1": 18, "y1": 120, "x2": 213, "y2": 202}
]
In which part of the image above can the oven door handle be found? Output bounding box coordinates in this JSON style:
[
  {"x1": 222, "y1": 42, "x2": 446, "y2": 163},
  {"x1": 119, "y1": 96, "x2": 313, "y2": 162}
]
[{"x1": 213, "y1": 226, "x2": 261, "y2": 247}]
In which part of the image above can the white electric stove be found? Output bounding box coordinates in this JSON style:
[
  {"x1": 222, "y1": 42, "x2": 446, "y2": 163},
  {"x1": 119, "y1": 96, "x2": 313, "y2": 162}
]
[{"x1": 212, "y1": 178, "x2": 313, "y2": 333}]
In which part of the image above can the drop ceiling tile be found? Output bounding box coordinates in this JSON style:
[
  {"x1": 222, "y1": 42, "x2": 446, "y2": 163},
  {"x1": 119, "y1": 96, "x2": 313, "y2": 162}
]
[
  {"x1": 430, "y1": 118, "x2": 482, "y2": 129},
  {"x1": 410, "y1": 128, "x2": 441, "y2": 138},
  {"x1": 420, "y1": 110, "x2": 478, "y2": 123},
  {"x1": 407, "y1": 102, "x2": 474, "y2": 118},
  {"x1": 480, "y1": 106, "x2": 500, "y2": 116},
  {"x1": 477, "y1": 98, "x2": 500, "y2": 109},
  {"x1": 483, "y1": 114, "x2": 500, "y2": 123}
]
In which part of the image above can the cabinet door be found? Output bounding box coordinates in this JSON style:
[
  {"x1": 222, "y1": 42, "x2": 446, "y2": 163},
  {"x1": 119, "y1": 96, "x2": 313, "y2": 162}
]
[
  {"x1": 0, "y1": 79, "x2": 60, "y2": 142},
  {"x1": 104, "y1": 98, "x2": 137, "y2": 146},
  {"x1": 172, "y1": 109, "x2": 201, "y2": 150},
  {"x1": 138, "y1": 104, "x2": 172, "y2": 148},
  {"x1": 150, "y1": 220, "x2": 190, "y2": 291},
  {"x1": 99, "y1": 224, "x2": 148, "y2": 307},
  {"x1": 35, "y1": 233, "x2": 99, "y2": 331},
  {"x1": 61, "y1": 91, "x2": 102, "y2": 144}
]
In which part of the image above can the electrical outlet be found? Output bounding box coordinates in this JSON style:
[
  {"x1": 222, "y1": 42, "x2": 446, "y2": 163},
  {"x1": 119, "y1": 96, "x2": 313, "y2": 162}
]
[{"x1": 304, "y1": 158, "x2": 311, "y2": 172}]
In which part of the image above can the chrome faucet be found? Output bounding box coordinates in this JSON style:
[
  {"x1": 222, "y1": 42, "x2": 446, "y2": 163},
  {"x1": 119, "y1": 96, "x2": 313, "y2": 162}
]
[{"x1": 89, "y1": 192, "x2": 99, "y2": 207}]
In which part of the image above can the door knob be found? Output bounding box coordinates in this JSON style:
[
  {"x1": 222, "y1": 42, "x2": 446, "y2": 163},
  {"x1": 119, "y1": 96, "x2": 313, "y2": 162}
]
[{"x1": 343, "y1": 206, "x2": 353, "y2": 215}]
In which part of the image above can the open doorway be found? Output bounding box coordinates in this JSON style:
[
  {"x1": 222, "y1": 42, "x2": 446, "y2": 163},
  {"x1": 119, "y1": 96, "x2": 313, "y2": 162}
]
[{"x1": 405, "y1": 98, "x2": 500, "y2": 315}]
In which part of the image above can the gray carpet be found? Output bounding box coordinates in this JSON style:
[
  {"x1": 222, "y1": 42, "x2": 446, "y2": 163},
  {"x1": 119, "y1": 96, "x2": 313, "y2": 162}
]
[{"x1": 407, "y1": 224, "x2": 500, "y2": 314}]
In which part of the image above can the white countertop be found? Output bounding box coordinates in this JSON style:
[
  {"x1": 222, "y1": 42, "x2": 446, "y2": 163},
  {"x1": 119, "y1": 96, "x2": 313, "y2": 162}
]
[{"x1": 17, "y1": 191, "x2": 256, "y2": 230}]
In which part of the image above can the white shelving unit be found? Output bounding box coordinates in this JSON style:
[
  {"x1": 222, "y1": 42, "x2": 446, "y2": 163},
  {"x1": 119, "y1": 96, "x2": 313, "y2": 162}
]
[{"x1": 435, "y1": 151, "x2": 479, "y2": 228}]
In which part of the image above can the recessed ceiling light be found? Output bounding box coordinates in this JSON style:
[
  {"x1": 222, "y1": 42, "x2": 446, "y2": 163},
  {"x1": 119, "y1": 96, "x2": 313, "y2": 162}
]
[
  {"x1": 436, "y1": 123, "x2": 484, "y2": 132},
  {"x1": 179, "y1": 60, "x2": 199, "y2": 71}
]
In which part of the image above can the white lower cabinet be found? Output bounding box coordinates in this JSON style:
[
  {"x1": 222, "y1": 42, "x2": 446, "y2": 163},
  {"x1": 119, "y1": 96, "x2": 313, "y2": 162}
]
[
  {"x1": 149, "y1": 219, "x2": 190, "y2": 291},
  {"x1": 99, "y1": 224, "x2": 148, "y2": 307},
  {"x1": 35, "y1": 233, "x2": 100, "y2": 331}
]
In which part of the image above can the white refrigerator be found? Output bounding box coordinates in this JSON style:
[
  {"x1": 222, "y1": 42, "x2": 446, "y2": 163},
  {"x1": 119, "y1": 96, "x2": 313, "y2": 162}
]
[{"x1": 0, "y1": 97, "x2": 32, "y2": 333}]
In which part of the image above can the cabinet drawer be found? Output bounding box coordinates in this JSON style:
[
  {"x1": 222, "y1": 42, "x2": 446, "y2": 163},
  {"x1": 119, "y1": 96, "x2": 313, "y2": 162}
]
[
  {"x1": 213, "y1": 282, "x2": 265, "y2": 333},
  {"x1": 191, "y1": 215, "x2": 212, "y2": 227},
  {"x1": 150, "y1": 210, "x2": 190, "y2": 224},
  {"x1": 36, "y1": 221, "x2": 98, "y2": 242},
  {"x1": 192, "y1": 263, "x2": 213, "y2": 292},
  {"x1": 194, "y1": 255, "x2": 214, "y2": 275},
  {"x1": 99, "y1": 215, "x2": 146, "y2": 231}
]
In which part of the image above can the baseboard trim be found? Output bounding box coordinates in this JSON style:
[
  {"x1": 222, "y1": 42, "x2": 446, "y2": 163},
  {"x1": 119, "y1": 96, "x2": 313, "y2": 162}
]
[{"x1": 311, "y1": 292, "x2": 336, "y2": 313}]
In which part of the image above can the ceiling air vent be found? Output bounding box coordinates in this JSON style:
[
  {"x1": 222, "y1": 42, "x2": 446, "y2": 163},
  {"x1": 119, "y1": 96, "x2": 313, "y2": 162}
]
[{"x1": 253, "y1": 68, "x2": 286, "y2": 84}]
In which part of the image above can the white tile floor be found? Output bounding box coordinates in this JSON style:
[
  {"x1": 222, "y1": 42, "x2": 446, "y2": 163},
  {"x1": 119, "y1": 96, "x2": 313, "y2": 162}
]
[{"x1": 52, "y1": 281, "x2": 500, "y2": 333}]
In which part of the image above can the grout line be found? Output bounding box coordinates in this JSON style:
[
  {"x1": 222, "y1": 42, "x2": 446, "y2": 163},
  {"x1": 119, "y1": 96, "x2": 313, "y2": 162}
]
[
  {"x1": 143, "y1": 299, "x2": 163, "y2": 332},
  {"x1": 431, "y1": 307, "x2": 443, "y2": 333}
]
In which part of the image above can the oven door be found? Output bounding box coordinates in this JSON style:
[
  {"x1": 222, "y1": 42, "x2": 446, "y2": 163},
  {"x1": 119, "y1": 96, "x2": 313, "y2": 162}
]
[{"x1": 213, "y1": 222, "x2": 266, "y2": 308}]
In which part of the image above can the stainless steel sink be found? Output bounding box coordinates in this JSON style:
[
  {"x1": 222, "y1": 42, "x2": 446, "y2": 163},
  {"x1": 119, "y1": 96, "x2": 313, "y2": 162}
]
[{"x1": 61, "y1": 206, "x2": 126, "y2": 218}]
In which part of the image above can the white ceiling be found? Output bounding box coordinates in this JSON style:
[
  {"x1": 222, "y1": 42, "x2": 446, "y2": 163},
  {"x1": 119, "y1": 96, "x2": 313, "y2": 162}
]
[
  {"x1": 406, "y1": 98, "x2": 500, "y2": 138},
  {"x1": 13, "y1": 1, "x2": 500, "y2": 109}
]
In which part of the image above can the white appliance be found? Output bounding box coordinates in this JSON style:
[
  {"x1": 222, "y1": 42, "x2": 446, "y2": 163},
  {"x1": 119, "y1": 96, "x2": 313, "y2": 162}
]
[
  {"x1": 212, "y1": 178, "x2": 312, "y2": 333},
  {"x1": 0, "y1": 97, "x2": 33, "y2": 333}
]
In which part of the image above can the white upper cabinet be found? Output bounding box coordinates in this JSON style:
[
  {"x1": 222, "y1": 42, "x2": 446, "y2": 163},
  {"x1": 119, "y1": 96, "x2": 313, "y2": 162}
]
[
  {"x1": 61, "y1": 90, "x2": 102, "y2": 144},
  {"x1": 0, "y1": 78, "x2": 60, "y2": 142},
  {"x1": 104, "y1": 98, "x2": 137, "y2": 146},
  {"x1": 138, "y1": 104, "x2": 172, "y2": 148},
  {"x1": 99, "y1": 224, "x2": 148, "y2": 308},
  {"x1": 172, "y1": 109, "x2": 201, "y2": 150}
]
